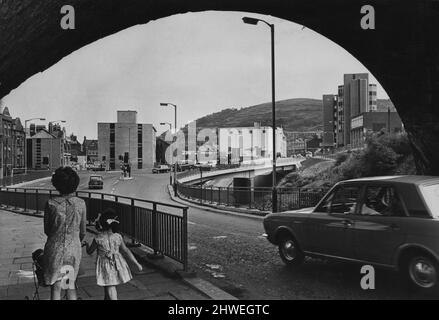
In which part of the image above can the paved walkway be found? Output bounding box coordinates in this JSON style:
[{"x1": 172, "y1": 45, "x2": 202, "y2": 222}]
[{"x1": 0, "y1": 209, "x2": 209, "y2": 300}]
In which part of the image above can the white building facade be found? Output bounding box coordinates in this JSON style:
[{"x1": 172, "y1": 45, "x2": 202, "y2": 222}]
[
  {"x1": 98, "y1": 111, "x2": 156, "y2": 170},
  {"x1": 217, "y1": 124, "x2": 287, "y2": 165}
]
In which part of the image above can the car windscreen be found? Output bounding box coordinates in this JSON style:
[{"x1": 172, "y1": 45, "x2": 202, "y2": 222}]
[
  {"x1": 90, "y1": 176, "x2": 102, "y2": 181},
  {"x1": 419, "y1": 183, "x2": 439, "y2": 218}
]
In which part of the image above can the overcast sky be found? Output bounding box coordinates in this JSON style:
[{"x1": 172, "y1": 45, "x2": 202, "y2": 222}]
[{"x1": 3, "y1": 11, "x2": 389, "y2": 139}]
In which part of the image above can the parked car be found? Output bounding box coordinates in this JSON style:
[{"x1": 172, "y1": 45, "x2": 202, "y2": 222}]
[
  {"x1": 263, "y1": 175, "x2": 439, "y2": 292},
  {"x1": 88, "y1": 175, "x2": 104, "y2": 189},
  {"x1": 152, "y1": 164, "x2": 171, "y2": 174},
  {"x1": 175, "y1": 164, "x2": 190, "y2": 172},
  {"x1": 87, "y1": 162, "x2": 105, "y2": 171}
]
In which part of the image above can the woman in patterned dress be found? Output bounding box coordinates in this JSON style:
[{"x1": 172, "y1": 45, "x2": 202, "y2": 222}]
[
  {"x1": 43, "y1": 167, "x2": 86, "y2": 300},
  {"x1": 83, "y1": 208, "x2": 142, "y2": 300}
]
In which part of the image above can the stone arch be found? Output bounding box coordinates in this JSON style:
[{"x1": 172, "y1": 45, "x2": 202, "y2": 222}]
[{"x1": 1, "y1": 0, "x2": 439, "y2": 173}]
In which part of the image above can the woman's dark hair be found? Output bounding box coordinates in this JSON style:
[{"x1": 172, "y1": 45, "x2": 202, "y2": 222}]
[
  {"x1": 51, "y1": 166, "x2": 80, "y2": 195},
  {"x1": 98, "y1": 208, "x2": 120, "y2": 233}
]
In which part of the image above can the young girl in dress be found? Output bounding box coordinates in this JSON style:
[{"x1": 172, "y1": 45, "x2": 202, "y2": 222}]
[{"x1": 83, "y1": 208, "x2": 143, "y2": 300}]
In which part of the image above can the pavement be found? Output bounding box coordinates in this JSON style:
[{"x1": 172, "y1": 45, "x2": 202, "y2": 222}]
[{"x1": 0, "y1": 209, "x2": 212, "y2": 300}]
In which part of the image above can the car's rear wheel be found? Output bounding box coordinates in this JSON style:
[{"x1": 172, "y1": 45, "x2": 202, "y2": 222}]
[
  {"x1": 404, "y1": 253, "x2": 438, "y2": 293},
  {"x1": 407, "y1": 254, "x2": 438, "y2": 289},
  {"x1": 278, "y1": 235, "x2": 305, "y2": 267}
]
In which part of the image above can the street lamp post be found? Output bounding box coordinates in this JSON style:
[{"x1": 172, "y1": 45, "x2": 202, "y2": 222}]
[
  {"x1": 242, "y1": 16, "x2": 278, "y2": 212},
  {"x1": 48, "y1": 120, "x2": 66, "y2": 171},
  {"x1": 160, "y1": 122, "x2": 173, "y2": 185},
  {"x1": 24, "y1": 118, "x2": 46, "y2": 174},
  {"x1": 160, "y1": 103, "x2": 178, "y2": 196}
]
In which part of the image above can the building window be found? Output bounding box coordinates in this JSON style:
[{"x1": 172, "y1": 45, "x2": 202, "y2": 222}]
[
  {"x1": 137, "y1": 125, "x2": 143, "y2": 168},
  {"x1": 110, "y1": 123, "x2": 115, "y2": 143},
  {"x1": 109, "y1": 123, "x2": 115, "y2": 168}
]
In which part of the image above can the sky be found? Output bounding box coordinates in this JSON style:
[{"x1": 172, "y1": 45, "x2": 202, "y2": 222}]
[{"x1": 3, "y1": 11, "x2": 389, "y2": 140}]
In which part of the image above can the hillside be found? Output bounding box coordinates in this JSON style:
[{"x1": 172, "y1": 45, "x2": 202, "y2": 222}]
[
  {"x1": 159, "y1": 98, "x2": 395, "y2": 139},
  {"x1": 192, "y1": 98, "x2": 394, "y2": 132}
]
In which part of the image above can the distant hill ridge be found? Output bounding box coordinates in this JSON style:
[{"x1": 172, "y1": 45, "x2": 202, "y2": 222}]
[{"x1": 191, "y1": 98, "x2": 394, "y2": 133}]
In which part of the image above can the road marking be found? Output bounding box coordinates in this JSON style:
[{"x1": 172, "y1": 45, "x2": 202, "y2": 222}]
[
  {"x1": 213, "y1": 236, "x2": 227, "y2": 239},
  {"x1": 205, "y1": 264, "x2": 226, "y2": 278},
  {"x1": 211, "y1": 272, "x2": 226, "y2": 279},
  {"x1": 188, "y1": 221, "x2": 197, "y2": 225}
]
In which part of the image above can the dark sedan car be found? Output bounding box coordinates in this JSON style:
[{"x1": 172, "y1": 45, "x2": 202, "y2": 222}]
[
  {"x1": 264, "y1": 176, "x2": 439, "y2": 292},
  {"x1": 88, "y1": 175, "x2": 104, "y2": 189}
]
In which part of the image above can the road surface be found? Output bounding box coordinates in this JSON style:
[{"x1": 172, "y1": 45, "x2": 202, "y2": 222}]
[{"x1": 21, "y1": 170, "x2": 432, "y2": 299}]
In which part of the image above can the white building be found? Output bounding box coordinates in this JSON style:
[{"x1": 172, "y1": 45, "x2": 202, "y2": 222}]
[{"x1": 217, "y1": 124, "x2": 287, "y2": 165}]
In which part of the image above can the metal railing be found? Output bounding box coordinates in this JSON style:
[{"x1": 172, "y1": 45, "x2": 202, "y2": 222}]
[
  {"x1": 177, "y1": 183, "x2": 327, "y2": 213},
  {"x1": 0, "y1": 187, "x2": 189, "y2": 271}
]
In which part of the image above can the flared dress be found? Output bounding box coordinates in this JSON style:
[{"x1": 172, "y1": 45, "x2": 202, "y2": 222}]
[
  {"x1": 43, "y1": 196, "x2": 87, "y2": 286},
  {"x1": 95, "y1": 232, "x2": 133, "y2": 286}
]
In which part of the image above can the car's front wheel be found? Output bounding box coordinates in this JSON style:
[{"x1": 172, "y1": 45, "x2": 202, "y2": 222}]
[
  {"x1": 278, "y1": 235, "x2": 305, "y2": 267},
  {"x1": 405, "y1": 254, "x2": 438, "y2": 293}
]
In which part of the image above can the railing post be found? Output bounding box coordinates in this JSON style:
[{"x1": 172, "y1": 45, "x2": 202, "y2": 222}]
[
  {"x1": 24, "y1": 189, "x2": 27, "y2": 212},
  {"x1": 227, "y1": 186, "x2": 230, "y2": 206},
  {"x1": 182, "y1": 207, "x2": 188, "y2": 272},
  {"x1": 152, "y1": 202, "x2": 158, "y2": 254},
  {"x1": 218, "y1": 187, "x2": 221, "y2": 205},
  {"x1": 200, "y1": 185, "x2": 203, "y2": 204},
  {"x1": 14, "y1": 188, "x2": 17, "y2": 210},
  {"x1": 87, "y1": 192, "x2": 92, "y2": 225},
  {"x1": 131, "y1": 198, "x2": 135, "y2": 245},
  {"x1": 100, "y1": 193, "x2": 104, "y2": 213},
  {"x1": 35, "y1": 189, "x2": 39, "y2": 214},
  {"x1": 211, "y1": 186, "x2": 213, "y2": 204},
  {"x1": 272, "y1": 187, "x2": 278, "y2": 213}
]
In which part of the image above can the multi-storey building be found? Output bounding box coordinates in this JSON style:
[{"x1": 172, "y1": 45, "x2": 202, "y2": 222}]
[
  {"x1": 66, "y1": 134, "x2": 82, "y2": 162},
  {"x1": 26, "y1": 123, "x2": 67, "y2": 170},
  {"x1": 0, "y1": 104, "x2": 26, "y2": 178},
  {"x1": 322, "y1": 73, "x2": 393, "y2": 150},
  {"x1": 322, "y1": 94, "x2": 338, "y2": 147},
  {"x1": 26, "y1": 129, "x2": 63, "y2": 170},
  {"x1": 350, "y1": 111, "x2": 403, "y2": 148},
  {"x1": 82, "y1": 137, "x2": 98, "y2": 163},
  {"x1": 98, "y1": 111, "x2": 156, "y2": 170}
]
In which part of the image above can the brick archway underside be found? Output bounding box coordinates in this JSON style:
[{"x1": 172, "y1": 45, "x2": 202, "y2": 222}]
[{"x1": 1, "y1": 0, "x2": 439, "y2": 174}]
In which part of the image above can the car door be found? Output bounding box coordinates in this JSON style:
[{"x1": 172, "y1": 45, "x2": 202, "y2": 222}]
[
  {"x1": 303, "y1": 184, "x2": 360, "y2": 259},
  {"x1": 350, "y1": 184, "x2": 407, "y2": 265}
]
